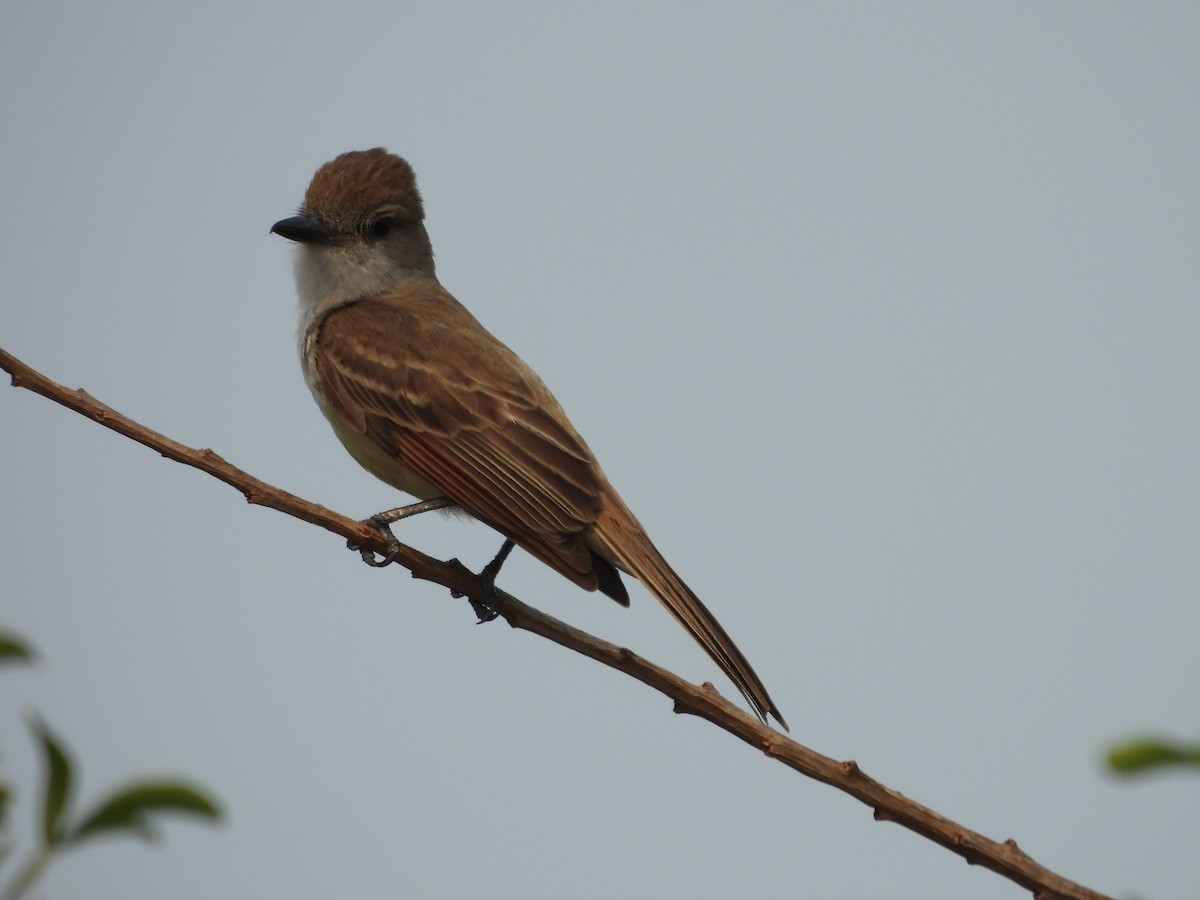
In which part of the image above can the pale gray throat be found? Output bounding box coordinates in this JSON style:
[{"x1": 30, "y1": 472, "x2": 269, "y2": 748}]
[{"x1": 291, "y1": 237, "x2": 437, "y2": 344}]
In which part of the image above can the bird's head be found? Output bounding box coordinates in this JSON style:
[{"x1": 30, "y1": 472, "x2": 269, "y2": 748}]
[{"x1": 272, "y1": 148, "x2": 436, "y2": 312}]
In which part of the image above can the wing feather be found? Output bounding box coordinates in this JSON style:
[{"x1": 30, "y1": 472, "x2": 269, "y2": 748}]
[{"x1": 314, "y1": 292, "x2": 606, "y2": 589}]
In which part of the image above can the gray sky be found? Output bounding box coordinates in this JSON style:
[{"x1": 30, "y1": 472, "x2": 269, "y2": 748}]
[{"x1": 2, "y1": 3, "x2": 1197, "y2": 898}]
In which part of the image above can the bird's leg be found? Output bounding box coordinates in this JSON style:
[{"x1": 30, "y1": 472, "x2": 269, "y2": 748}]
[
  {"x1": 349, "y1": 497, "x2": 457, "y2": 567},
  {"x1": 455, "y1": 539, "x2": 514, "y2": 623},
  {"x1": 369, "y1": 496, "x2": 458, "y2": 527}
]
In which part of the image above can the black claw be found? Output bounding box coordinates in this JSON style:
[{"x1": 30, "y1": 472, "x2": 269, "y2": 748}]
[
  {"x1": 448, "y1": 587, "x2": 498, "y2": 621},
  {"x1": 351, "y1": 533, "x2": 402, "y2": 567},
  {"x1": 469, "y1": 597, "x2": 501, "y2": 623}
]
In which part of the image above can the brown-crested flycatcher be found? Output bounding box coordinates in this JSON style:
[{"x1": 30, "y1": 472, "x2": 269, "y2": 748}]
[{"x1": 272, "y1": 149, "x2": 786, "y2": 729}]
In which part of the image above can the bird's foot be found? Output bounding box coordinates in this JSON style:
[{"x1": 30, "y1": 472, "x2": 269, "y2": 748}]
[
  {"x1": 351, "y1": 524, "x2": 403, "y2": 567},
  {"x1": 347, "y1": 497, "x2": 456, "y2": 567},
  {"x1": 452, "y1": 539, "x2": 515, "y2": 623}
]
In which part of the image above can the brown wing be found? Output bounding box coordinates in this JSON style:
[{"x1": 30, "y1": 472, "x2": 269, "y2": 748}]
[{"x1": 313, "y1": 290, "x2": 619, "y2": 597}]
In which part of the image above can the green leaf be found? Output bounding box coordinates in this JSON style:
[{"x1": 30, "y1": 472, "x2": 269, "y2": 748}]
[
  {"x1": 1106, "y1": 738, "x2": 1200, "y2": 774},
  {"x1": 0, "y1": 631, "x2": 36, "y2": 665},
  {"x1": 70, "y1": 781, "x2": 221, "y2": 845},
  {"x1": 29, "y1": 716, "x2": 74, "y2": 846}
]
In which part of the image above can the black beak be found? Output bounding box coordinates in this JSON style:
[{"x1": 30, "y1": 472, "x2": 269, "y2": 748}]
[{"x1": 271, "y1": 214, "x2": 337, "y2": 244}]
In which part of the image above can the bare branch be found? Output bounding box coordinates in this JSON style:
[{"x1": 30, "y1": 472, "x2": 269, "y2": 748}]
[{"x1": 1, "y1": 346, "x2": 1112, "y2": 900}]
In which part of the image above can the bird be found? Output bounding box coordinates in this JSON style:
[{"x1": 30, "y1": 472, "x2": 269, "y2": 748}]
[{"x1": 272, "y1": 148, "x2": 787, "y2": 729}]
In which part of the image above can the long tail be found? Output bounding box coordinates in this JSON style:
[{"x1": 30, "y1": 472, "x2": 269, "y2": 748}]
[{"x1": 589, "y1": 499, "x2": 788, "y2": 730}]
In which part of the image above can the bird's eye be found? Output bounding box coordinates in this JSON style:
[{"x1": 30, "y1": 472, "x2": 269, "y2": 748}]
[{"x1": 367, "y1": 217, "x2": 394, "y2": 239}]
